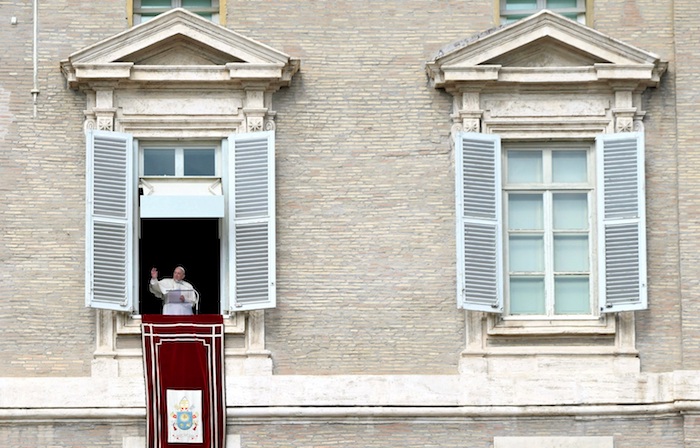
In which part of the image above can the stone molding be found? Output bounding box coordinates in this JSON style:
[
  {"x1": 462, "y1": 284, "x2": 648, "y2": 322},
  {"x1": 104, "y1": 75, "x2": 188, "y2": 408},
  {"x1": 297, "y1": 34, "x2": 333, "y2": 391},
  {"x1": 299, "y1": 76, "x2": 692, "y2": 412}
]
[
  {"x1": 59, "y1": 8, "x2": 299, "y2": 136},
  {"x1": 426, "y1": 10, "x2": 666, "y2": 138},
  {"x1": 3, "y1": 371, "x2": 700, "y2": 418}
]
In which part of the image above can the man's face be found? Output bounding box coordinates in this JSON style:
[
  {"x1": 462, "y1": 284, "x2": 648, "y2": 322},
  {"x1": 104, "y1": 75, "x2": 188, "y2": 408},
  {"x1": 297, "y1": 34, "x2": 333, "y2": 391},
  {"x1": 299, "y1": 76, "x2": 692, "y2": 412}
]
[{"x1": 173, "y1": 267, "x2": 185, "y2": 282}]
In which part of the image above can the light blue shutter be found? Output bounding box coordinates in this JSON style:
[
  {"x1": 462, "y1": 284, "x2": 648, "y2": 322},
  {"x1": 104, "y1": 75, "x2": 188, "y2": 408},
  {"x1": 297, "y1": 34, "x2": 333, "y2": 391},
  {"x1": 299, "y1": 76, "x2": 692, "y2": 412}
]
[
  {"x1": 85, "y1": 130, "x2": 135, "y2": 312},
  {"x1": 455, "y1": 132, "x2": 503, "y2": 312},
  {"x1": 225, "y1": 131, "x2": 276, "y2": 311},
  {"x1": 597, "y1": 132, "x2": 647, "y2": 312}
]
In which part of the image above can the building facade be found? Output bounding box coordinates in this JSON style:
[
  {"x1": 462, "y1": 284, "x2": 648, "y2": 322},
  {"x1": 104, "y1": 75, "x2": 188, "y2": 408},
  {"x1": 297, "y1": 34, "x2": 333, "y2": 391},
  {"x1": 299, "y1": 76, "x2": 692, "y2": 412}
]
[{"x1": 0, "y1": 0, "x2": 698, "y2": 446}]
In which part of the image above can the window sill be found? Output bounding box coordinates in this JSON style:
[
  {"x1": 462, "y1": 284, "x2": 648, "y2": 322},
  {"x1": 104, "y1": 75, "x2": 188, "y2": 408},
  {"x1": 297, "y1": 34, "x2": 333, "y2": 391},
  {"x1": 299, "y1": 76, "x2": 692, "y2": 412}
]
[
  {"x1": 116, "y1": 312, "x2": 245, "y2": 336},
  {"x1": 487, "y1": 313, "x2": 615, "y2": 336}
]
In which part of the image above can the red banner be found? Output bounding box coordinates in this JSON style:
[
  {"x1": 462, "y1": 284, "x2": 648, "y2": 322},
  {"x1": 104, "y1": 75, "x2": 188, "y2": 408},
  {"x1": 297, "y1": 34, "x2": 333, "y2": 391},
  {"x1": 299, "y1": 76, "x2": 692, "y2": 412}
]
[{"x1": 142, "y1": 315, "x2": 226, "y2": 448}]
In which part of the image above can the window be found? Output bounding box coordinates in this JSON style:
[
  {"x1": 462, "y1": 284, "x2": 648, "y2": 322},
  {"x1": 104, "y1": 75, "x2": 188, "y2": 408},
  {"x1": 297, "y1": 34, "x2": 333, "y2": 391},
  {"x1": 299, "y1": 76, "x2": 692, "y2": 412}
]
[
  {"x1": 138, "y1": 142, "x2": 224, "y2": 221},
  {"x1": 499, "y1": 0, "x2": 586, "y2": 24},
  {"x1": 85, "y1": 130, "x2": 276, "y2": 314},
  {"x1": 455, "y1": 132, "x2": 647, "y2": 316},
  {"x1": 141, "y1": 144, "x2": 219, "y2": 177},
  {"x1": 132, "y1": 0, "x2": 221, "y2": 25},
  {"x1": 505, "y1": 144, "x2": 593, "y2": 316}
]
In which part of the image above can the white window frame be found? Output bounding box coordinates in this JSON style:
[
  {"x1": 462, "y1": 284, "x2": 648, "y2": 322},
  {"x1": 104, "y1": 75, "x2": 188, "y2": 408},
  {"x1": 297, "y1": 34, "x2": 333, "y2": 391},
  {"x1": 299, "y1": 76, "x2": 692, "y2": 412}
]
[
  {"x1": 499, "y1": 0, "x2": 587, "y2": 24},
  {"x1": 502, "y1": 141, "x2": 596, "y2": 318},
  {"x1": 132, "y1": 0, "x2": 221, "y2": 25},
  {"x1": 86, "y1": 129, "x2": 276, "y2": 315},
  {"x1": 456, "y1": 131, "x2": 647, "y2": 321}
]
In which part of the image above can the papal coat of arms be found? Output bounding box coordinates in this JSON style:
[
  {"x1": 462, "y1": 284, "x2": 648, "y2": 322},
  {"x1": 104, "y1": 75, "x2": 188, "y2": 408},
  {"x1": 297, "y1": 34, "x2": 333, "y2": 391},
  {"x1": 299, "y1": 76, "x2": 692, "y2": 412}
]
[{"x1": 167, "y1": 390, "x2": 203, "y2": 443}]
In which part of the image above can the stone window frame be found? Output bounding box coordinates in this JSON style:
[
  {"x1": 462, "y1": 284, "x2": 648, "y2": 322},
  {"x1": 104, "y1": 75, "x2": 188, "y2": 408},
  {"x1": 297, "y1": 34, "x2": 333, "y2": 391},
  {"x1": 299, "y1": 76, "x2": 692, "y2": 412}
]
[{"x1": 426, "y1": 11, "x2": 666, "y2": 369}]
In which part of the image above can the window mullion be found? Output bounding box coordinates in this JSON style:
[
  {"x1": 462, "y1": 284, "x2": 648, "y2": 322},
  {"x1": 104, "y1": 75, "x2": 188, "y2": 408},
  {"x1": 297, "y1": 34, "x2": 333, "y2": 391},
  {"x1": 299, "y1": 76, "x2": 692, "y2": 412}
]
[{"x1": 175, "y1": 147, "x2": 184, "y2": 176}]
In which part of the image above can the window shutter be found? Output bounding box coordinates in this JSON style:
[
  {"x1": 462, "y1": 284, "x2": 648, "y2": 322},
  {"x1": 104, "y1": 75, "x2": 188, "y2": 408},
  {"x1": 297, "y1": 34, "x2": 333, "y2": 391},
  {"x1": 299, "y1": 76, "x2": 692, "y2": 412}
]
[
  {"x1": 85, "y1": 130, "x2": 135, "y2": 312},
  {"x1": 455, "y1": 132, "x2": 503, "y2": 312},
  {"x1": 597, "y1": 132, "x2": 647, "y2": 312},
  {"x1": 225, "y1": 131, "x2": 276, "y2": 312}
]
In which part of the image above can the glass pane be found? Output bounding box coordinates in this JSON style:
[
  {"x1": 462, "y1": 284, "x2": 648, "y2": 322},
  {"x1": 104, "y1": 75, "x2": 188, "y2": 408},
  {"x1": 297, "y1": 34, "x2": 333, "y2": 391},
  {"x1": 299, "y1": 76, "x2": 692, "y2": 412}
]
[
  {"x1": 509, "y1": 235, "x2": 544, "y2": 272},
  {"x1": 552, "y1": 150, "x2": 587, "y2": 183},
  {"x1": 143, "y1": 149, "x2": 175, "y2": 176},
  {"x1": 507, "y1": 150, "x2": 542, "y2": 183},
  {"x1": 194, "y1": 12, "x2": 213, "y2": 19},
  {"x1": 510, "y1": 277, "x2": 545, "y2": 314},
  {"x1": 508, "y1": 194, "x2": 543, "y2": 230},
  {"x1": 554, "y1": 235, "x2": 588, "y2": 271},
  {"x1": 140, "y1": 0, "x2": 172, "y2": 8},
  {"x1": 184, "y1": 149, "x2": 216, "y2": 176},
  {"x1": 555, "y1": 276, "x2": 590, "y2": 314},
  {"x1": 138, "y1": 14, "x2": 158, "y2": 22},
  {"x1": 505, "y1": 0, "x2": 538, "y2": 11},
  {"x1": 568, "y1": 13, "x2": 586, "y2": 23},
  {"x1": 502, "y1": 14, "x2": 529, "y2": 23},
  {"x1": 547, "y1": 0, "x2": 578, "y2": 9},
  {"x1": 553, "y1": 193, "x2": 588, "y2": 230},
  {"x1": 182, "y1": 0, "x2": 213, "y2": 7}
]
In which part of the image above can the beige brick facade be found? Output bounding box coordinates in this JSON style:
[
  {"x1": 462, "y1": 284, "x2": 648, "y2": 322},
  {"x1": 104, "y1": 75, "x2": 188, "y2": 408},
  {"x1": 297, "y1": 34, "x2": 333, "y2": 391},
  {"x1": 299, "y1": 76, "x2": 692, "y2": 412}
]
[{"x1": 1, "y1": 0, "x2": 699, "y2": 447}]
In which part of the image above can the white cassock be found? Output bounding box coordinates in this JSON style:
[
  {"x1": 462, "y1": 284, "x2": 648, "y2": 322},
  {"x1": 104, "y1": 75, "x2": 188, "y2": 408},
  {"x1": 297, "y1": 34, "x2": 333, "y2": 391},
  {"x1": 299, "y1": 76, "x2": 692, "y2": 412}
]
[{"x1": 149, "y1": 278, "x2": 199, "y2": 315}]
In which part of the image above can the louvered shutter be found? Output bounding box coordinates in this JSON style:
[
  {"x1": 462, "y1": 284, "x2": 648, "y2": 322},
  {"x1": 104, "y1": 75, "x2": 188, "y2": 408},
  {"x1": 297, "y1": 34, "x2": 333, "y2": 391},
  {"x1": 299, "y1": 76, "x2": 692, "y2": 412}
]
[
  {"x1": 85, "y1": 130, "x2": 135, "y2": 312},
  {"x1": 597, "y1": 132, "x2": 647, "y2": 312},
  {"x1": 225, "y1": 131, "x2": 276, "y2": 311},
  {"x1": 455, "y1": 132, "x2": 504, "y2": 312}
]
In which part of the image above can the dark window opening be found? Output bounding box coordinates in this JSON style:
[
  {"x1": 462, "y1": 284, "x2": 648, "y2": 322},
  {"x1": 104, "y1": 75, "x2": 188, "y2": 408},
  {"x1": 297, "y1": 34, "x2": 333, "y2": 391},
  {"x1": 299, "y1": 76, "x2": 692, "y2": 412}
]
[{"x1": 139, "y1": 218, "x2": 221, "y2": 315}]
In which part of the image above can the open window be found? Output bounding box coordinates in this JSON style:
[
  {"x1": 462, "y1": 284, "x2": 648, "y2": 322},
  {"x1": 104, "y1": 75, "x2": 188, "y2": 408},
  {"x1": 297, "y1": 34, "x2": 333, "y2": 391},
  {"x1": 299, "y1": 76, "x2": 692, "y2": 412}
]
[
  {"x1": 63, "y1": 9, "x2": 298, "y2": 316},
  {"x1": 138, "y1": 218, "x2": 221, "y2": 315},
  {"x1": 85, "y1": 130, "x2": 276, "y2": 315},
  {"x1": 64, "y1": 6, "x2": 298, "y2": 374}
]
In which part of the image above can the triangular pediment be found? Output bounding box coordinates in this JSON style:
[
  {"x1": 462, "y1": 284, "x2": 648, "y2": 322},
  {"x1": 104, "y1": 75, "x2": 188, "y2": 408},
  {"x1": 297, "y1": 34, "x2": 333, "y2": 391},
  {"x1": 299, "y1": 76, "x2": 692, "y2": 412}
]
[
  {"x1": 61, "y1": 8, "x2": 299, "y2": 88},
  {"x1": 485, "y1": 36, "x2": 608, "y2": 68},
  {"x1": 427, "y1": 10, "x2": 666, "y2": 88},
  {"x1": 116, "y1": 34, "x2": 245, "y2": 66}
]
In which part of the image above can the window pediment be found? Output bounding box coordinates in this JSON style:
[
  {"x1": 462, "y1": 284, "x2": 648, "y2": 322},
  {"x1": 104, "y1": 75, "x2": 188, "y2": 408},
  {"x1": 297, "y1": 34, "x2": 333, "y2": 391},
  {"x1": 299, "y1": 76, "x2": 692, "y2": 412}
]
[
  {"x1": 61, "y1": 8, "x2": 299, "y2": 89},
  {"x1": 486, "y1": 37, "x2": 606, "y2": 67},
  {"x1": 426, "y1": 10, "x2": 666, "y2": 89},
  {"x1": 118, "y1": 35, "x2": 243, "y2": 66}
]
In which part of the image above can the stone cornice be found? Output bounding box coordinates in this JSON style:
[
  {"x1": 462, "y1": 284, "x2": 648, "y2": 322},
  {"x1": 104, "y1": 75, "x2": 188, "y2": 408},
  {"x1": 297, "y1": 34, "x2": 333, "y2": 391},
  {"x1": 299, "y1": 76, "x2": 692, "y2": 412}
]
[
  {"x1": 60, "y1": 8, "x2": 299, "y2": 91},
  {"x1": 1, "y1": 371, "x2": 699, "y2": 416},
  {"x1": 426, "y1": 10, "x2": 666, "y2": 91}
]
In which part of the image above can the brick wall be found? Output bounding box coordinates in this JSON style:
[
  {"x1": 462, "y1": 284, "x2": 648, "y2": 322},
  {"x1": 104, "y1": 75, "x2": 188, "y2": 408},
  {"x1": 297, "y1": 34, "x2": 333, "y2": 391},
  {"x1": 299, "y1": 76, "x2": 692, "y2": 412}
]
[
  {"x1": 0, "y1": 1, "x2": 127, "y2": 376},
  {"x1": 232, "y1": 0, "x2": 497, "y2": 374},
  {"x1": 593, "y1": 1, "x2": 683, "y2": 373},
  {"x1": 0, "y1": 0, "x2": 690, "y2": 377}
]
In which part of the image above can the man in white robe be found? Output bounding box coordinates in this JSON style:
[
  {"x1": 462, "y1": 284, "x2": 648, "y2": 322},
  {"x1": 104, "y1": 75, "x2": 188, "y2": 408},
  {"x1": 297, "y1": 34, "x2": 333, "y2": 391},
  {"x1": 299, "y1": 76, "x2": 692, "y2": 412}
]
[{"x1": 149, "y1": 266, "x2": 199, "y2": 315}]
